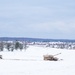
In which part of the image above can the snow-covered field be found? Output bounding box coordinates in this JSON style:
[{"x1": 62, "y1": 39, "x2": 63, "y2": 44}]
[{"x1": 0, "y1": 46, "x2": 75, "y2": 75}]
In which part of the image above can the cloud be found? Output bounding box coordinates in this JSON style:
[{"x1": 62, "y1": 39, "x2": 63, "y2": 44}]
[
  {"x1": 28, "y1": 20, "x2": 75, "y2": 34},
  {"x1": 0, "y1": 0, "x2": 75, "y2": 39}
]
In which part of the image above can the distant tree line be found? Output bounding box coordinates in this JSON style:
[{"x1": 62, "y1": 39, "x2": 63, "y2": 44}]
[
  {"x1": 0, "y1": 41, "x2": 28, "y2": 51},
  {"x1": 0, "y1": 41, "x2": 75, "y2": 51},
  {"x1": 46, "y1": 42, "x2": 75, "y2": 49},
  {"x1": 29, "y1": 42, "x2": 75, "y2": 50}
]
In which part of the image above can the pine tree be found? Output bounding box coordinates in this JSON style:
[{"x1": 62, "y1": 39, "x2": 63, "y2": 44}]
[{"x1": 15, "y1": 41, "x2": 20, "y2": 50}]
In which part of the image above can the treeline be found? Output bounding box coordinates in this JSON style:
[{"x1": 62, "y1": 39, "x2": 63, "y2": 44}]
[
  {"x1": 0, "y1": 41, "x2": 28, "y2": 51},
  {"x1": 46, "y1": 42, "x2": 75, "y2": 49},
  {"x1": 29, "y1": 42, "x2": 75, "y2": 50}
]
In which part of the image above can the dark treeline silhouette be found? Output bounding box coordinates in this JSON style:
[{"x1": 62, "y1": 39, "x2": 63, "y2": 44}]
[
  {"x1": 0, "y1": 41, "x2": 28, "y2": 51},
  {"x1": 0, "y1": 41, "x2": 75, "y2": 51}
]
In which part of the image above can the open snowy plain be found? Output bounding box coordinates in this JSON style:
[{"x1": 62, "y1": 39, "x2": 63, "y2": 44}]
[{"x1": 0, "y1": 46, "x2": 75, "y2": 75}]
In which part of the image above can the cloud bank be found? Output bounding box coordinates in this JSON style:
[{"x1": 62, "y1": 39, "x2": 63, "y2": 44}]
[{"x1": 0, "y1": 0, "x2": 75, "y2": 39}]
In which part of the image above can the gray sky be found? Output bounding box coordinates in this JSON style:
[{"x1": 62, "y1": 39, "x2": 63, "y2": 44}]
[{"x1": 0, "y1": 0, "x2": 75, "y2": 39}]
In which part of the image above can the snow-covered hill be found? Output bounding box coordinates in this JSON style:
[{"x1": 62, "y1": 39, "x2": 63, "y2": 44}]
[{"x1": 0, "y1": 46, "x2": 75, "y2": 75}]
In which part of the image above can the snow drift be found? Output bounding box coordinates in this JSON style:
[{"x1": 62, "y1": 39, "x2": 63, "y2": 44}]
[{"x1": 0, "y1": 46, "x2": 75, "y2": 75}]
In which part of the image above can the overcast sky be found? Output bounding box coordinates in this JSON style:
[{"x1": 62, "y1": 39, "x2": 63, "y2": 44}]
[{"x1": 0, "y1": 0, "x2": 75, "y2": 39}]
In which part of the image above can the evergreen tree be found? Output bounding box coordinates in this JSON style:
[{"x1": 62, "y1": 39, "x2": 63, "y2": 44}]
[
  {"x1": 6, "y1": 43, "x2": 11, "y2": 51},
  {"x1": 15, "y1": 41, "x2": 20, "y2": 50},
  {"x1": 0, "y1": 42, "x2": 4, "y2": 51}
]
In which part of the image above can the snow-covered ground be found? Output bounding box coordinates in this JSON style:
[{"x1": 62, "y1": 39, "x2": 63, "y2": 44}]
[{"x1": 0, "y1": 46, "x2": 75, "y2": 75}]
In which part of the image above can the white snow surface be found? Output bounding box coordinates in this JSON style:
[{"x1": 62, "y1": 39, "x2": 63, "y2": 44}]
[{"x1": 0, "y1": 46, "x2": 75, "y2": 75}]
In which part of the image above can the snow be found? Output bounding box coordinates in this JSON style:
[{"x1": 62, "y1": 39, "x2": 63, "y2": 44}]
[{"x1": 0, "y1": 46, "x2": 75, "y2": 75}]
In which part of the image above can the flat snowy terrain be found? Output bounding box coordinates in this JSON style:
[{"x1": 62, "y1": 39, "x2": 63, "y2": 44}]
[{"x1": 0, "y1": 46, "x2": 75, "y2": 75}]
